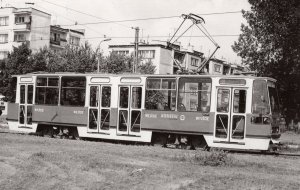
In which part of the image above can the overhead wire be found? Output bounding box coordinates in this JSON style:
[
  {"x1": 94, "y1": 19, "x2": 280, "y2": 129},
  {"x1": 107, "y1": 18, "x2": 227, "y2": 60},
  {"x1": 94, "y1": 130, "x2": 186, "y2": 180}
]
[
  {"x1": 195, "y1": 24, "x2": 218, "y2": 47},
  {"x1": 172, "y1": 23, "x2": 195, "y2": 44},
  {"x1": 165, "y1": 18, "x2": 185, "y2": 43},
  {"x1": 1, "y1": 34, "x2": 239, "y2": 44},
  {"x1": 34, "y1": 4, "x2": 109, "y2": 38},
  {"x1": 40, "y1": 0, "x2": 132, "y2": 29},
  {"x1": 199, "y1": 23, "x2": 218, "y2": 45}
]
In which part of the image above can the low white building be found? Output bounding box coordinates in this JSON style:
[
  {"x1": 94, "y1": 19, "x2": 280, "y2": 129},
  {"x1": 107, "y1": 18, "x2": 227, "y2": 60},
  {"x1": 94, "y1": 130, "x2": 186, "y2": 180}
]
[{"x1": 109, "y1": 44, "x2": 174, "y2": 74}]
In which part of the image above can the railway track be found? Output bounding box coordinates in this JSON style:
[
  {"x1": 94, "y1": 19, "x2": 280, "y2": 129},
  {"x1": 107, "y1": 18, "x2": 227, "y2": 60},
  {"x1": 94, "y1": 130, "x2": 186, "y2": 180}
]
[{"x1": 2, "y1": 128, "x2": 300, "y2": 158}]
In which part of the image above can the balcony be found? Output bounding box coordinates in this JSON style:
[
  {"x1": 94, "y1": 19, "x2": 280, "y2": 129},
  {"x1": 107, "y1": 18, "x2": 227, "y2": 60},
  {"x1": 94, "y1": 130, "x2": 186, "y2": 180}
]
[
  {"x1": 13, "y1": 23, "x2": 31, "y2": 32},
  {"x1": 12, "y1": 40, "x2": 30, "y2": 47},
  {"x1": 50, "y1": 38, "x2": 67, "y2": 49}
]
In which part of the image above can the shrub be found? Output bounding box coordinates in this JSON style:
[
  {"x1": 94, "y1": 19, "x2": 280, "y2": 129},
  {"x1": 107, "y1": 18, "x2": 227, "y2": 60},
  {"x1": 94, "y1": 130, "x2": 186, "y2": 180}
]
[
  {"x1": 173, "y1": 149, "x2": 233, "y2": 167},
  {"x1": 194, "y1": 149, "x2": 232, "y2": 166},
  {"x1": 31, "y1": 151, "x2": 46, "y2": 159}
]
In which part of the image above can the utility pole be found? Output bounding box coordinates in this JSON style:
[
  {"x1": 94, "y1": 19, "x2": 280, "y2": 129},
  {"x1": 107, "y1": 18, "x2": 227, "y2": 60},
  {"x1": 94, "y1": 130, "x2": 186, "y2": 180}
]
[{"x1": 133, "y1": 27, "x2": 139, "y2": 73}]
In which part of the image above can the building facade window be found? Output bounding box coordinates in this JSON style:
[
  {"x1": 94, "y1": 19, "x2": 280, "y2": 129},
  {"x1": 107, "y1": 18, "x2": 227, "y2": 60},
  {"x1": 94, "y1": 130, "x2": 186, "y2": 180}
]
[
  {"x1": 214, "y1": 64, "x2": 221, "y2": 73},
  {"x1": 0, "y1": 51, "x2": 8, "y2": 59},
  {"x1": 69, "y1": 36, "x2": 80, "y2": 46},
  {"x1": 14, "y1": 33, "x2": 26, "y2": 42},
  {"x1": 0, "y1": 17, "x2": 9, "y2": 26},
  {"x1": 112, "y1": 50, "x2": 129, "y2": 55},
  {"x1": 191, "y1": 57, "x2": 199, "y2": 66},
  {"x1": 139, "y1": 50, "x2": 155, "y2": 59},
  {"x1": 15, "y1": 16, "x2": 25, "y2": 24},
  {"x1": 0, "y1": 34, "x2": 8, "y2": 43},
  {"x1": 51, "y1": 32, "x2": 60, "y2": 42}
]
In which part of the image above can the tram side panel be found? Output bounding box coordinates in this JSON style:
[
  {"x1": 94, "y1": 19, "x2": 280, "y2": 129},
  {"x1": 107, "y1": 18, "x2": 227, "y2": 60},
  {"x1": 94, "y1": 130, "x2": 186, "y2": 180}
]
[
  {"x1": 6, "y1": 103, "x2": 19, "y2": 131},
  {"x1": 32, "y1": 105, "x2": 88, "y2": 126},
  {"x1": 141, "y1": 110, "x2": 213, "y2": 135}
]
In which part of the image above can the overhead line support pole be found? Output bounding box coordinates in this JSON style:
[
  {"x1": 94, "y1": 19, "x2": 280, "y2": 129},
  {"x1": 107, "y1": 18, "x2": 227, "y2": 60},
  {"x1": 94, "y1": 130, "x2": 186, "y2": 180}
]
[{"x1": 133, "y1": 27, "x2": 139, "y2": 73}]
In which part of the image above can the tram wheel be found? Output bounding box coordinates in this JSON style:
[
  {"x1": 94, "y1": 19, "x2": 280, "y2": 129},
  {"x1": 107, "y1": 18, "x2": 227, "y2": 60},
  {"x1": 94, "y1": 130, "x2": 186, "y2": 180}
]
[{"x1": 42, "y1": 126, "x2": 54, "y2": 138}]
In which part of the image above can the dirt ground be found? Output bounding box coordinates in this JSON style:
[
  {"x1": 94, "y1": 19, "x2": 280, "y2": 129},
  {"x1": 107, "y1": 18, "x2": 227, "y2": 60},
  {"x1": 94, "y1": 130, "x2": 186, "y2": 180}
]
[{"x1": 0, "y1": 123, "x2": 300, "y2": 190}]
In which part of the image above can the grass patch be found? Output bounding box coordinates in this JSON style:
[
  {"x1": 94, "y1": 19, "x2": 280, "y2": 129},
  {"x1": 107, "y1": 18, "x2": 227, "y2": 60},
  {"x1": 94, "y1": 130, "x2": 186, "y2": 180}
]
[{"x1": 30, "y1": 151, "x2": 46, "y2": 159}]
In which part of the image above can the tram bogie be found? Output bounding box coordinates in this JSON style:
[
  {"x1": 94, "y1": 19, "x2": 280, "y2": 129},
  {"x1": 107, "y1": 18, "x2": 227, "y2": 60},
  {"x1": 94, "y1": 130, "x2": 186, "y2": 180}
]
[{"x1": 6, "y1": 73, "x2": 281, "y2": 151}]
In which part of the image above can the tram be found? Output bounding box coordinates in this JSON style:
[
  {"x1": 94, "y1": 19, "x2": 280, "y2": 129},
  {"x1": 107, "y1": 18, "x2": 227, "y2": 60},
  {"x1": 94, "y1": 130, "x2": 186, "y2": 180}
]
[{"x1": 6, "y1": 73, "x2": 281, "y2": 151}]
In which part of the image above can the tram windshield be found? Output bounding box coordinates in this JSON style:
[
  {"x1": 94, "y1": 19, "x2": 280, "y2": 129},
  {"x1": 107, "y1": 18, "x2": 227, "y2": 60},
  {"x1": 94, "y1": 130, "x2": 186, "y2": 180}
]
[
  {"x1": 267, "y1": 81, "x2": 280, "y2": 115},
  {"x1": 252, "y1": 80, "x2": 270, "y2": 115}
]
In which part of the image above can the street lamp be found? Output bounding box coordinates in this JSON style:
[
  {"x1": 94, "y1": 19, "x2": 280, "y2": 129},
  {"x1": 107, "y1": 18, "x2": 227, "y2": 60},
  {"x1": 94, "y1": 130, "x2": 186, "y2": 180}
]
[{"x1": 97, "y1": 38, "x2": 112, "y2": 73}]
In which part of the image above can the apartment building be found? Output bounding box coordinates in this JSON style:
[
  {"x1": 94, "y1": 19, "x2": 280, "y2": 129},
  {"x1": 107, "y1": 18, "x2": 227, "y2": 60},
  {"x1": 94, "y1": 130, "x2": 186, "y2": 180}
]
[
  {"x1": 205, "y1": 58, "x2": 244, "y2": 75},
  {"x1": 0, "y1": 7, "x2": 51, "y2": 59},
  {"x1": 109, "y1": 43, "x2": 205, "y2": 74},
  {"x1": 50, "y1": 25, "x2": 85, "y2": 52},
  {"x1": 0, "y1": 7, "x2": 85, "y2": 59},
  {"x1": 109, "y1": 43, "x2": 245, "y2": 75}
]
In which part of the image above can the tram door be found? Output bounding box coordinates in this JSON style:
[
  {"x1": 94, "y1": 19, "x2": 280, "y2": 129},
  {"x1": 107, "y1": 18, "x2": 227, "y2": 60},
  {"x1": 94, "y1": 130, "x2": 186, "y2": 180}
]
[
  {"x1": 117, "y1": 86, "x2": 142, "y2": 136},
  {"x1": 19, "y1": 84, "x2": 34, "y2": 128},
  {"x1": 214, "y1": 88, "x2": 247, "y2": 143},
  {"x1": 87, "y1": 85, "x2": 111, "y2": 133}
]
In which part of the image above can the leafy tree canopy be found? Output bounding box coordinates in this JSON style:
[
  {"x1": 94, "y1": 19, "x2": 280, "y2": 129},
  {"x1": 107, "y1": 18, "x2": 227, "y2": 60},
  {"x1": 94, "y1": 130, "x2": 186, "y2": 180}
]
[
  {"x1": 232, "y1": 0, "x2": 300, "y2": 122},
  {"x1": 0, "y1": 42, "x2": 156, "y2": 101}
]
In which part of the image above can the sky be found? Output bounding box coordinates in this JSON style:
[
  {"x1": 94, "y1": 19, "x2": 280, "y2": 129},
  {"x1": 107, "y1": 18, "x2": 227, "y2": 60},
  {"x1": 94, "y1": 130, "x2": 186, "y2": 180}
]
[{"x1": 5, "y1": 0, "x2": 251, "y2": 64}]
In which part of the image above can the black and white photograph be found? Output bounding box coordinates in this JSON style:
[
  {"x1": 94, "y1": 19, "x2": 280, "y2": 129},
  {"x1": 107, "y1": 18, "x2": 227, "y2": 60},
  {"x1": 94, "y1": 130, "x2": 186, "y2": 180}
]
[{"x1": 0, "y1": 0, "x2": 299, "y2": 189}]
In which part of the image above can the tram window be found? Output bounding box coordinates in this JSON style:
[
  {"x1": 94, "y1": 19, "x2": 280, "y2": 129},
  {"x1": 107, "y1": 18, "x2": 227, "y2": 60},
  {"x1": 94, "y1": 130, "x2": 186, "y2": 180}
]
[
  {"x1": 100, "y1": 109, "x2": 110, "y2": 130},
  {"x1": 89, "y1": 109, "x2": 98, "y2": 129},
  {"x1": 90, "y1": 86, "x2": 99, "y2": 107},
  {"x1": 61, "y1": 77, "x2": 86, "y2": 107},
  {"x1": 102, "y1": 86, "x2": 111, "y2": 108},
  {"x1": 215, "y1": 114, "x2": 228, "y2": 138},
  {"x1": 145, "y1": 78, "x2": 176, "y2": 111},
  {"x1": 119, "y1": 87, "x2": 129, "y2": 108},
  {"x1": 119, "y1": 110, "x2": 128, "y2": 131},
  {"x1": 27, "y1": 105, "x2": 33, "y2": 124},
  {"x1": 132, "y1": 87, "x2": 142, "y2": 109},
  {"x1": 178, "y1": 78, "x2": 211, "y2": 112},
  {"x1": 20, "y1": 85, "x2": 25, "y2": 104},
  {"x1": 217, "y1": 89, "x2": 230, "y2": 113},
  {"x1": 19, "y1": 105, "x2": 25, "y2": 124},
  {"x1": 48, "y1": 78, "x2": 59, "y2": 86},
  {"x1": 231, "y1": 115, "x2": 245, "y2": 139},
  {"x1": 27, "y1": 85, "x2": 33, "y2": 104},
  {"x1": 233, "y1": 90, "x2": 246, "y2": 113},
  {"x1": 37, "y1": 78, "x2": 47, "y2": 86},
  {"x1": 131, "y1": 110, "x2": 141, "y2": 132},
  {"x1": 252, "y1": 80, "x2": 270, "y2": 115},
  {"x1": 268, "y1": 82, "x2": 280, "y2": 114},
  {"x1": 36, "y1": 77, "x2": 59, "y2": 105}
]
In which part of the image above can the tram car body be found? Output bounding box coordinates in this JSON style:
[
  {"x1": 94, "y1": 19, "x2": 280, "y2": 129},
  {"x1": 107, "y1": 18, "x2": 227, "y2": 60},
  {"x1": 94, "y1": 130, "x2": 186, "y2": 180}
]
[{"x1": 7, "y1": 73, "x2": 281, "y2": 151}]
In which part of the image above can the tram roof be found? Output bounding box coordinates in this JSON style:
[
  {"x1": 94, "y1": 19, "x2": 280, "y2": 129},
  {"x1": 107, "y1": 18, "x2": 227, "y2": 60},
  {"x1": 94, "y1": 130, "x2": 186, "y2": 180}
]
[{"x1": 13, "y1": 72, "x2": 276, "y2": 82}]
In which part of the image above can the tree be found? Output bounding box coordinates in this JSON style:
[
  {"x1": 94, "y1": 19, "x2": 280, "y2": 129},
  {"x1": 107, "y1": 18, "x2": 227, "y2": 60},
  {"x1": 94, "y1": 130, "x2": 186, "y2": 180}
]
[
  {"x1": 0, "y1": 43, "x2": 36, "y2": 101},
  {"x1": 0, "y1": 41, "x2": 156, "y2": 101},
  {"x1": 232, "y1": 0, "x2": 300, "y2": 122},
  {"x1": 59, "y1": 42, "x2": 98, "y2": 73},
  {"x1": 100, "y1": 52, "x2": 156, "y2": 74}
]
